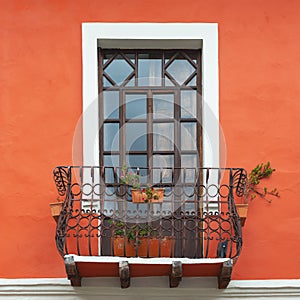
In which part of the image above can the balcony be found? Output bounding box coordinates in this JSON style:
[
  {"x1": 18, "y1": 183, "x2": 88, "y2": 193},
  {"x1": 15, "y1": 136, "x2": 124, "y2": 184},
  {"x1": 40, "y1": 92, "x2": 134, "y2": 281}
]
[{"x1": 53, "y1": 166, "x2": 247, "y2": 288}]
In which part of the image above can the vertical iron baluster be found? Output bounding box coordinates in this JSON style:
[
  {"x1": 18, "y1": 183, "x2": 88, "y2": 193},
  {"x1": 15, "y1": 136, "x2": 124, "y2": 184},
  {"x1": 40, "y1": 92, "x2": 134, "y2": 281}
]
[
  {"x1": 217, "y1": 168, "x2": 221, "y2": 212},
  {"x1": 159, "y1": 167, "x2": 163, "y2": 185},
  {"x1": 99, "y1": 166, "x2": 105, "y2": 256},
  {"x1": 100, "y1": 166, "x2": 105, "y2": 213},
  {"x1": 205, "y1": 168, "x2": 210, "y2": 212},
  {"x1": 194, "y1": 167, "x2": 199, "y2": 258},
  {"x1": 88, "y1": 167, "x2": 94, "y2": 256}
]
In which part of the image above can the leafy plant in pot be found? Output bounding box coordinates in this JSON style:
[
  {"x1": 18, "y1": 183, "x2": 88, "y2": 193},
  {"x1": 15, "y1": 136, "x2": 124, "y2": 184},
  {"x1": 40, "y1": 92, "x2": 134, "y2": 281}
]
[
  {"x1": 237, "y1": 162, "x2": 280, "y2": 226},
  {"x1": 109, "y1": 220, "x2": 172, "y2": 257},
  {"x1": 120, "y1": 165, "x2": 164, "y2": 203}
]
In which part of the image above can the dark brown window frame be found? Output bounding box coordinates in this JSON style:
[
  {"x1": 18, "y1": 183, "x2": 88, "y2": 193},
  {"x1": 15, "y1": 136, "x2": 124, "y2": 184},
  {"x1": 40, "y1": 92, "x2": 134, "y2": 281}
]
[{"x1": 98, "y1": 49, "x2": 203, "y2": 171}]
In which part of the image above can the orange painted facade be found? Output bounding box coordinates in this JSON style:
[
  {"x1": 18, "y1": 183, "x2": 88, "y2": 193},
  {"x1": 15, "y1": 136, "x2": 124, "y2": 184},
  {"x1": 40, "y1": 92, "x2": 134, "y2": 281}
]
[{"x1": 1, "y1": 0, "x2": 300, "y2": 281}]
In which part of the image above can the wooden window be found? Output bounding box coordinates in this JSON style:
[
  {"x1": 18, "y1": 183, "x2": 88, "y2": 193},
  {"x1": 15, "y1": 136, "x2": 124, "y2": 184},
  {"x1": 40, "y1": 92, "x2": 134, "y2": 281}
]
[{"x1": 98, "y1": 49, "x2": 202, "y2": 172}]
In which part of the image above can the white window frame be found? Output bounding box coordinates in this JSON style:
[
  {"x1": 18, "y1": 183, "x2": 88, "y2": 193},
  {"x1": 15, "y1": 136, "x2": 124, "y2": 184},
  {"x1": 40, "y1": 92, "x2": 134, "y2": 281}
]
[{"x1": 82, "y1": 23, "x2": 219, "y2": 168}]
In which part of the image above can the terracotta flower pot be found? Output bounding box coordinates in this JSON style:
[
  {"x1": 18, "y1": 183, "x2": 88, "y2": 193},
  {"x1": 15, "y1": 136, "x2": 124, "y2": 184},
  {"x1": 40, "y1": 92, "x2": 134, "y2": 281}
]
[
  {"x1": 138, "y1": 237, "x2": 172, "y2": 257},
  {"x1": 235, "y1": 203, "x2": 248, "y2": 226},
  {"x1": 112, "y1": 237, "x2": 136, "y2": 257},
  {"x1": 137, "y1": 238, "x2": 148, "y2": 257},
  {"x1": 112, "y1": 237, "x2": 172, "y2": 257},
  {"x1": 131, "y1": 189, "x2": 147, "y2": 203},
  {"x1": 131, "y1": 188, "x2": 164, "y2": 203},
  {"x1": 49, "y1": 201, "x2": 63, "y2": 221},
  {"x1": 149, "y1": 237, "x2": 173, "y2": 257},
  {"x1": 150, "y1": 188, "x2": 164, "y2": 203}
]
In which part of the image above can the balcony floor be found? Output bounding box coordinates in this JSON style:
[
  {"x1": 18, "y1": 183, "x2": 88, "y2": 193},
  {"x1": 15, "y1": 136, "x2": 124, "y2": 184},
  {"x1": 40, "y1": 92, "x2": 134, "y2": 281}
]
[{"x1": 64, "y1": 255, "x2": 233, "y2": 289}]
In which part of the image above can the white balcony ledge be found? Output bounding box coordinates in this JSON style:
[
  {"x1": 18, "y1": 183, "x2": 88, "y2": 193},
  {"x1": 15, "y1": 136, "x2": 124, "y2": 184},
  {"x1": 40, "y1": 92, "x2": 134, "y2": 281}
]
[{"x1": 64, "y1": 254, "x2": 233, "y2": 289}]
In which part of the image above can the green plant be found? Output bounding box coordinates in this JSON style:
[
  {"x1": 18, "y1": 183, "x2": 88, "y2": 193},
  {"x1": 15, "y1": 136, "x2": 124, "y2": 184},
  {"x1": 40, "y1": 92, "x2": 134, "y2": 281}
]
[
  {"x1": 139, "y1": 185, "x2": 160, "y2": 202},
  {"x1": 121, "y1": 166, "x2": 163, "y2": 202},
  {"x1": 109, "y1": 219, "x2": 153, "y2": 245},
  {"x1": 245, "y1": 162, "x2": 280, "y2": 203},
  {"x1": 126, "y1": 224, "x2": 153, "y2": 243},
  {"x1": 145, "y1": 186, "x2": 159, "y2": 200},
  {"x1": 120, "y1": 165, "x2": 140, "y2": 189},
  {"x1": 109, "y1": 220, "x2": 125, "y2": 237}
]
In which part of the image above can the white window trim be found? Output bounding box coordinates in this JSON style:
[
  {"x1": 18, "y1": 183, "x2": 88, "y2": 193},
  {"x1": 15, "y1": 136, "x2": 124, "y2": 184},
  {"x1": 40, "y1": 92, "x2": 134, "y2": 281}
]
[{"x1": 82, "y1": 23, "x2": 219, "y2": 167}]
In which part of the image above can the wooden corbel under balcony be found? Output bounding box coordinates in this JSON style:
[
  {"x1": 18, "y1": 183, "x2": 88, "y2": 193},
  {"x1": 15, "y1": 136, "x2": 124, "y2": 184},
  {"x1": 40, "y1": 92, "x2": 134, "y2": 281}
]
[{"x1": 63, "y1": 255, "x2": 233, "y2": 289}]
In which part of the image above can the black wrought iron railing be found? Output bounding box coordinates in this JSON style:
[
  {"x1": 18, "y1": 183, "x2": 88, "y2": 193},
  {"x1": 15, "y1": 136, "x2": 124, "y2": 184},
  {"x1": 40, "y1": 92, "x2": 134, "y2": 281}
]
[{"x1": 53, "y1": 166, "x2": 247, "y2": 261}]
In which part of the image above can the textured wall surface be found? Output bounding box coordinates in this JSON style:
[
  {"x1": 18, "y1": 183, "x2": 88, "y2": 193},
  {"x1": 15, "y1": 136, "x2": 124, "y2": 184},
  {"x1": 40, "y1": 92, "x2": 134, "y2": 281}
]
[
  {"x1": 1, "y1": 0, "x2": 300, "y2": 280},
  {"x1": 1, "y1": 278, "x2": 300, "y2": 299}
]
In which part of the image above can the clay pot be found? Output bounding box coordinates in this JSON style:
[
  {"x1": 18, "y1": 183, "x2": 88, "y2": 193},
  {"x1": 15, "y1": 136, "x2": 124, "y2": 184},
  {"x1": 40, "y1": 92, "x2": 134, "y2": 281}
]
[
  {"x1": 235, "y1": 204, "x2": 248, "y2": 226},
  {"x1": 131, "y1": 188, "x2": 164, "y2": 203},
  {"x1": 49, "y1": 201, "x2": 63, "y2": 221}
]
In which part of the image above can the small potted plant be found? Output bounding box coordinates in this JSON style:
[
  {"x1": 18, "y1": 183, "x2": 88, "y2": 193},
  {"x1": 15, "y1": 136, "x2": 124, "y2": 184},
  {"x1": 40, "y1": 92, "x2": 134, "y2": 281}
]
[
  {"x1": 109, "y1": 220, "x2": 149, "y2": 257},
  {"x1": 132, "y1": 185, "x2": 164, "y2": 203},
  {"x1": 236, "y1": 162, "x2": 280, "y2": 226},
  {"x1": 109, "y1": 220, "x2": 135, "y2": 257},
  {"x1": 120, "y1": 165, "x2": 164, "y2": 203},
  {"x1": 109, "y1": 220, "x2": 172, "y2": 257}
]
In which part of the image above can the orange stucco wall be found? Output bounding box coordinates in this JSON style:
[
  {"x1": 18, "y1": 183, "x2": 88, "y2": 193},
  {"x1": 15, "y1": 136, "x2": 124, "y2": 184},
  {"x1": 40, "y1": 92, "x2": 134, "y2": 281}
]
[{"x1": 1, "y1": 0, "x2": 300, "y2": 279}]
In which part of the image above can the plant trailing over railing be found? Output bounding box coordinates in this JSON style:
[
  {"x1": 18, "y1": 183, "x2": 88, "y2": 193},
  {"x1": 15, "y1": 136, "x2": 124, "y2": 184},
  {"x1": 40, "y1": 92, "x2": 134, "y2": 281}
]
[{"x1": 245, "y1": 162, "x2": 280, "y2": 203}]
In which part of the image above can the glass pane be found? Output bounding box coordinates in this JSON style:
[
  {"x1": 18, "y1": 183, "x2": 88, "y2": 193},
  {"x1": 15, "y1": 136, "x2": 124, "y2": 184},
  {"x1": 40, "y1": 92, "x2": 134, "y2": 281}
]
[
  {"x1": 152, "y1": 155, "x2": 174, "y2": 184},
  {"x1": 104, "y1": 155, "x2": 119, "y2": 167},
  {"x1": 181, "y1": 90, "x2": 196, "y2": 118},
  {"x1": 103, "y1": 168, "x2": 116, "y2": 184},
  {"x1": 104, "y1": 55, "x2": 134, "y2": 85},
  {"x1": 103, "y1": 155, "x2": 120, "y2": 210},
  {"x1": 126, "y1": 123, "x2": 147, "y2": 151},
  {"x1": 125, "y1": 77, "x2": 135, "y2": 86},
  {"x1": 181, "y1": 154, "x2": 197, "y2": 167},
  {"x1": 138, "y1": 53, "x2": 162, "y2": 86},
  {"x1": 181, "y1": 123, "x2": 197, "y2": 151},
  {"x1": 103, "y1": 91, "x2": 119, "y2": 119},
  {"x1": 126, "y1": 94, "x2": 147, "y2": 119},
  {"x1": 181, "y1": 155, "x2": 198, "y2": 205},
  {"x1": 153, "y1": 94, "x2": 174, "y2": 119},
  {"x1": 153, "y1": 123, "x2": 174, "y2": 151},
  {"x1": 104, "y1": 123, "x2": 119, "y2": 151},
  {"x1": 103, "y1": 155, "x2": 120, "y2": 184},
  {"x1": 181, "y1": 154, "x2": 198, "y2": 183},
  {"x1": 187, "y1": 75, "x2": 196, "y2": 86},
  {"x1": 166, "y1": 59, "x2": 195, "y2": 85},
  {"x1": 165, "y1": 77, "x2": 175, "y2": 86},
  {"x1": 103, "y1": 76, "x2": 112, "y2": 87},
  {"x1": 126, "y1": 155, "x2": 147, "y2": 184},
  {"x1": 126, "y1": 154, "x2": 147, "y2": 168},
  {"x1": 153, "y1": 154, "x2": 174, "y2": 167}
]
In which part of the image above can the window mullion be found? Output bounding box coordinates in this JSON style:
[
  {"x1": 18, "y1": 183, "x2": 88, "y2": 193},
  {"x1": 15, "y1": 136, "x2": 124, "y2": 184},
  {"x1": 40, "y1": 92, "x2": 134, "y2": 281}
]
[
  {"x1": 135, "y1": 50, "x2": 138, "y2": 87},
  {"x1": 162, "y1": 50, "x2": 165, "y2": 87},
  {"x1": 120, "y1": 90, "x2": 126, "y2": 166},
  {"x1": 98, "y1": 48, "x2": 104, "y2": 167},
  {"x1": 174, "y1": 89, "x2": 181, "y2": 170},
  {"x1": 147, "y1": 90, "x2": 153, "y2": 179},
  {"x1": 197, "y1": 50, "x2": 202, "y2": 169}
]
